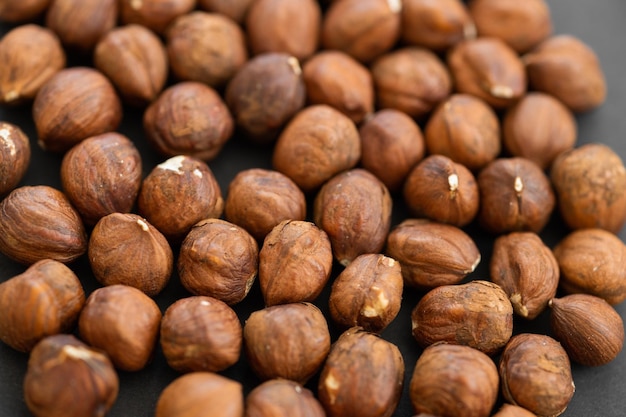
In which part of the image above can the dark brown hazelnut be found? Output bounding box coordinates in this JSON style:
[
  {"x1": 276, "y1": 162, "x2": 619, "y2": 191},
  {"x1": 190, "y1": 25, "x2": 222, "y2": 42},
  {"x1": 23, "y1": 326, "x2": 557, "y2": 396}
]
[
  {"x1": 313, "y1": 169, "x2": 392, "y2": 266},
  {"x1": 403, "y1": 155, "x2": 479, "y2": 227},
  {"x1": 259, "y1": 220, "x2": 333, "y2": 306},
  {"x1": 499, "y1": 333, "x2": 575, "y2": 417},
  {"x1": 143, "y1": 81, "x2": 234, "y2": 160},
  {"x1": 160, "y1": 296, "x2": 242, "y2": 373},
  {"x1": 0, "y1": 24, "x2": 65, "y2": 105},
  {"x1": 401, "y1": 0, "x2": 475, "y2": 51},
  {"x1": 156, "y1": 372, "x2": 243, "y2": 417},
  {"x1": 0, "y1": 185, "x2": 87, "y2": 264},
  {"x1": 197, "y1": 0, "x2": 254, "y2": 23},
  {"x1": 318, "y1": 327, "x2": 404, "y2": 417},
  {"x1": 503, "y1": 92, "x2": 577, "y2": 170},
  {"x1": 245, "y1": 379, "x2": 326, "y2": 417},
  {"x1": 468, "y1": 0, "x2": 553, "y2": 53},
  {"x1": 0, "y1": 122, "x2": 31, "y2": 196},
  {"x1": 166, "y1": 11, "x2": 248, "y2": 88},
  {"x1": 0, "y1": 260, "x2": 84, "y2": 352},
  {"x1": 329, "y1": 254, "x2": 403, "y2": 333},
  {"x1": 246, "y1": 0, "x2": 321, "y2": 61},
  {"x1": 359, "y1": 109, "x2": 425, "y2": 192},
  {"x1": 226, "y1": 53, "x2": 306, "y2": 143},
  {"x1": 409, "y1": 343, "x2": 499, "y2": 417},
  {"x1": 60, "y1": 132, "x2": 143, "y2": 226},
  {"x1": 492, "y1": 404, "x2": 537, "y2": 417},
  {"x1": 94, "y1": 24, "x2": 168, "y2": 106},
  {"x1": 33, "y1": 67, "x2": 122, "y2": 153},
  {"x1": 0, "y1": 0, "x2": 51, "y2": 22},
  {"x1": 477, "y1": 157, "x2": 555, "y2": 234},
  {"x1": 448, "y1": 37, "x2": 527, "y2": 108},
  {"x1": 424, "y1": 94, "x2": 501, "y2": 171},
  {"x1": 243, "y1": 303, "x2": 330, "y2": 384},
  {"x1": 303, "y1": 50, "x2": 374, "y2": 123},
  {"x1": 273, "y1": 105, "x2": 361, "y2": 192},
  {"x1": 550, "y1": 143, "x2": 626, "y2": 233},
  {"x1": 411, "y1": 280, "x2": 513, "y2": 355},
  {"x1": 224, "y1": 168, "x2": 306, "y2": 241},
  {"x1": 524, "y1": 34, "x2": 606, "y2": 113},
  {"x1": 89, "y1": 213, "x2": 174, "y2": 296},
  {"x1": 553, "y1": 228, "x2": 626, "y2": 305},
  {"x1": 371, "y1": 47, "x2": 452, "y2": 119},
  {"x1": 119, "y1": 0, "x2": 196, "y2": 35},
  {"x1": 178, "y1": 218, "x2": 259, "y2": 305},
  {"x1": 490, "y1": 232, "x2": 559, "y2": 319},
  {"x1": 138, "y1": 155, "x2": 224, "y2": 241},
  {"x1": 386, "y1": 219, "x2": 480, "y2": 289},
  {"x1": 322, "y1": 0, "x2": 402, "y2": 63},
  {"x1": 78, "y1": 285, "x2": 161, "y2": 372}
]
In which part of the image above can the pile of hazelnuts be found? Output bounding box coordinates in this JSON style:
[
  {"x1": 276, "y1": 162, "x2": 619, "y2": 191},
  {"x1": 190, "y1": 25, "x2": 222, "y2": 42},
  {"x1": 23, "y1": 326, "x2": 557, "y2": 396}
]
[{"x1": 0, "y1": 0, "x2": 624, "y2": 417}]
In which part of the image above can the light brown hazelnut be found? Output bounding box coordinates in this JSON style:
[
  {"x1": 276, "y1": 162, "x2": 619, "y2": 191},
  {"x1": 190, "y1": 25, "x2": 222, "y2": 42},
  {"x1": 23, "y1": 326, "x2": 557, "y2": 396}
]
[
  {"x1": 0, "y1": 260, "x2": 84, "y2": 352},
  {"x1": 0, "y1": 24, "x2": 65, "y2": 105},
  {"x1": 24, "y1": 334, "x2": 119, "y2": 417},
  {"x1": 197, "y1": 0, "x2": 254, "y2": 23},
  {"x1": 178, "y1": 218, "x2": 259, "y2": 305},
  {"x1": 0, "y1": 0, "x2": 51, "y2": 22},
  {"x1": 0, "y1": 122, "x2": 30, "y2": 196},
  {"x1": 245, "y1": 379, "x2": 326, "y2": 417},
  {"x1": 119, "y1": 0, "x2": 196, "y2": 35},
  {"x1": 160, "y1": 296, "x2": 242, "y2": 373},
  {"x1": 89, "y1": 213, "x2": 173, "y2": 296},
  {"x1": 0, "y1": 185, "x2": 87, "y2": 264},
  {"x1": 78, "y1": 285, "x2": 161, "y2": 372},
  {"x1": 492, "y1": 404, "x2": 537, "y2": 417}
]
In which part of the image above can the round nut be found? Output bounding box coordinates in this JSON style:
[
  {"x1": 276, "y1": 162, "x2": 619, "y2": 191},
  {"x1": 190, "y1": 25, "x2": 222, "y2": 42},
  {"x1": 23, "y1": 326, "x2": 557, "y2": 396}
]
[
  {"x1": 0, "y1": 122, "x2": 31, "y2": 196},
  {"x1": 246, "y1": 379, "x2": 325, "y2": 417},
  {"x1": 197, "y1": 0, "x2": 254, "y2": 23},
  {"x1": 0, "y1": 0, "x2": 51, "y2": 22},
  {"x1": 119, "y1": 0, "x2": 196, "y2": 35}
]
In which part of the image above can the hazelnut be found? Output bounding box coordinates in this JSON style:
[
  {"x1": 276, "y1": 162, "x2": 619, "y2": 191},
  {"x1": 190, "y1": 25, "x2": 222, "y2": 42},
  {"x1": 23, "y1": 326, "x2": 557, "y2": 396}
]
[
  {"x1": 0, "y1": 185, "x2": 87, "y2": 265},
  {"x1": 89, "y1": 213, "x2": 174, "y2": 296},
  {"x1": 303, "y1": 50, "x2": 374, "y2": 124},
  {"x1": 386, "y1": 219, "x2": 480, "y2": 289},
  {"x1": 503, "y1": 92, "x2": 577, "y2": 170},
  {"x1": 273, "y1": 105, "x2": 361, "y2": 193},
  {"x1": 329, "y1": 254, "x2": 403, "y2": 333},
  {"x1": 412, "y1": 280, "x2": 513, "y2": 355},
  {"x1": 318, "y1": 327, "x2": 404, "y2": 417},
  {"x1": 359, "y1": 108, "x2": 425, "y2": 192},
  {"x1": 226, "y1": 52, "x2": 306, "y2": 143},
  {"x1": 499, "y1": 333, "x2": 575, "y2": 417},
  {"x1": 477, "y1": 157, "x2": 555, "y2": 234},
  {"x1": 448, "y1": 37, "x2": 527, "y2": 108},
  {"x1": 371, "y1": 47, "x2": 452, "y2": 119},
  {"x1": 550, "y1": 143, "x2": 626, "y2": 233},
  {"x1": 0, "y1": 122, "x2": 31, "y2": 196},
  {"x1": 143, "y1": 81, "x2": 234, "y2": 161},
  {"x1": 424, "y1": 94, "x2": 501, "y2": 171},
  {"x1": 246, "y1": 0, "x2": 321, "y2": 61},
  {"x1": 490, "y1": 232, "x2": 559, "y2": 319},
  {"x1": 0, "y1": 0, "x2": 51, "y2": 22},
  {"x1": 468, "y1": 0, "x2": 553, "y2": 53},
  {"x1": 78, "y1": 285, "x2": 161, "y2": 372},
  {"x1": 33, "y1": 67, "x2": 122, "y2": 153},
  {"x1": 24, "y1": 334, "x2": 119, "y2": 417},
  {"x1": 403, "y1": 154, "x2": 479, "y2": 227},
  {"x1": 45, "y1": 0, "x2": 117, "y2": 53},
  {"x1": 224, "y1": 168, "x2": 306, "y2": 241},
  {"x1": 0, "y1": 24, "x2": 65, "y2": 105},
  {"x1": 401, "y1": 0, "x2": 475, "y2": 51},
  {"x1": 549, "y1": 294, "x2": 624, "y2": 367},
  {"x1": 492, "y1": 404, "x2": 537, "y2": 417},
  {"x1": 94, "y1": 24, "x2": 168, "y2": 106},
  {"x1": 409, "y1": 343, "x2": 499, "y2": 417},
  {"x1": 322, "y1": 0, "x2": 402, "y2": 63},
  {"x1": 166, "y1": 11, "x2": 248, "y2": 88},
  {"x1": 245, "y1": 379, "x2": 326, "y2": 417},
  {"x1": 138, "y1": 155, "x2": 224, "y2": 241},
  {"x1": 197, "y1": 0, "x2": 254, "y2": 24},
  {"x1": 155, "y1": 372, "x2": 243, "y2": 417},
  {"x1": 178, "y1": 218, "x2": 258, "y2": 305},
  {"x1": 259, "y1": 220, "x2": 333, "y2": 306},
  {"x1": 524, "y1": 34, "x2": 606, "y2": 113},
  {"x1": 243, "y1": 302, "x2": 331, "y2": 383},
  {"x1": 553, "y1": 228, "x2": 626, "y2": 305},
  {"x1": 313, "y1": 169, "x2": 392, "y2": 266},
  {"x1": 119, "y1": 0, "x2": 196, "y2": 35},
  {"x1": 60, "y1": 132, "x2": 143, "y2": 226},
  {"x1": 0, "y1": 259, "x2": 84, "y2": 352},
  {"x1": 160, "y1": 296, "x2": 242, "y2": 373}
]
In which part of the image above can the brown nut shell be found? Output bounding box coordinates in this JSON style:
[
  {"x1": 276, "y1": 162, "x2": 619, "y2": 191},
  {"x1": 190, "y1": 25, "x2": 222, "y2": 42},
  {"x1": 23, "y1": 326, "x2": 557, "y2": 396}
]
[
  {"x1": 492, "y1": 404, "x2": 537, "y2": 417},
  {"x1": 0, "y1": 0, "x2": 51, "y2": 22},
  {"x1": 119, "y1": 0, "x2": 196, "y2": 35},
  {"x1": 197, "y1": 0, "x2": 254, "y2": 23},
  {"x1": 0, "y1": 122, "x2": 31, "y2": 196},
  {"x1": 245, "y1": 379, "x2": 325, "y2": 417}
]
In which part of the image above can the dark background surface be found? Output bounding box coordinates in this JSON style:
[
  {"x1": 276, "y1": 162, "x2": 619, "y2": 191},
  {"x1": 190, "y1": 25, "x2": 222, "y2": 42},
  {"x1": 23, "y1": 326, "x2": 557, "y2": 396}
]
[{"x1": 1, "y1": 0, "x2": 626, "y2": 416}]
